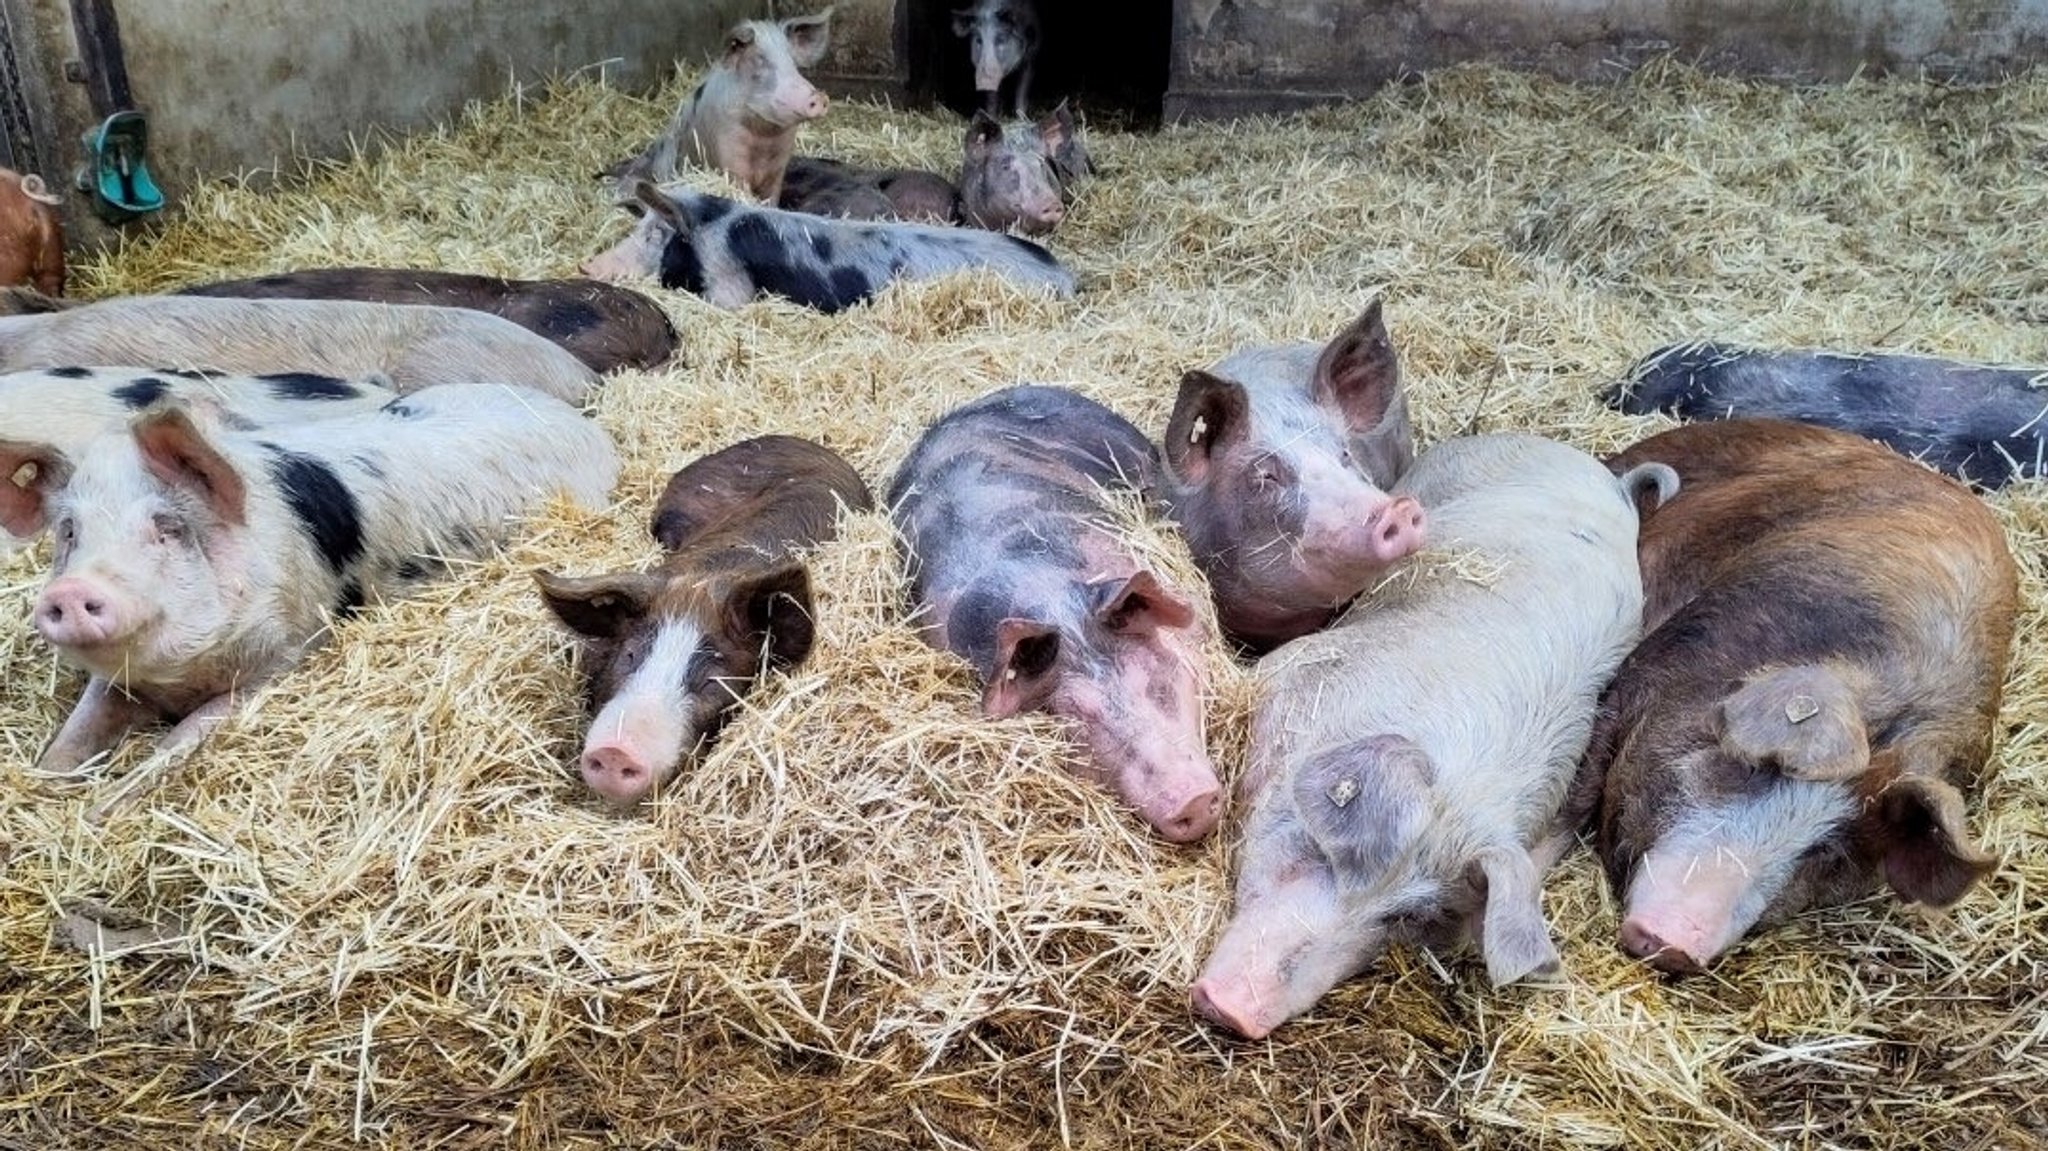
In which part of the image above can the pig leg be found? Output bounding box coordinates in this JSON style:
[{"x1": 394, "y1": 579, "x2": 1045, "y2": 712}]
[
  {"x1": 1469, "y1": 843, "x2": 1563, "y2": 986},
  {"x1": 1716, "y1": 663, "x2": 1872, "y2": 781},
  {"x1": 33, "y1": 677, "x2": 156, "y2": 776},
  {"x1": 85, "y1": 693, "x2": 239, "y2": 824}
]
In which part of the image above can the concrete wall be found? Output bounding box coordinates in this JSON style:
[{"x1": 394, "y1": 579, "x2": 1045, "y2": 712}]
[
  {"x1": 1, "y1": 0, "x2": 760, "y2": 247},
  {"x1": 1167, "y1": 0, "x2": 2048, "y2": 117}
]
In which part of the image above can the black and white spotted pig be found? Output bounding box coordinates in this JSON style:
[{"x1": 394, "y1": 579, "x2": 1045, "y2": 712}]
[
  {"x1": 580, "y1": 180, "x2": 1075, "y2": 314},
  {"x1": 1, "y1": 384, "x2": 619, "y2": 819},
  {"x1": 888, "y1": 385, "x2": 1222, "y2": 843},
  {"x1": 0, "y1": 365, "x2": 400, "y2": 551},
  {"x1": 0, "y1": 296, "x2": 601, "y2": 403}
]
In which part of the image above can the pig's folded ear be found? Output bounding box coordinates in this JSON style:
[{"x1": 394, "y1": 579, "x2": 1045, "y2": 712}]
[
  {"x1": 1092, "y1": 569, "x2": 1196, "y2": 636},
  {"x1": 782, "y1": 8, "x2": 833, "y2": 66},
  {"x1": 131, "y1": 405, "x2": 247, "y2": 525},
  {"x1": 1468, "y1": 845, "x2": 1564, "y2": 987},
  {"x1": 1878, "y1": 774, "x2": 1997, "y2": 907},
  {"x1": 982, "y1": 617, "x2": 1060, "y2": 719},
  {"x1": 533, "y1": 569, "x2": 658, "y2": 639},
  {"x1": 1162, "y1": 369, "x2": 1249, "y2": 483},
  {"x1": 1313, "y1": 298, "x2": 1401, "y2": 433},
  {"x1": 627, "y1": 180, "x2": 691, "y2": 233},
  {"x1": 723, "y1": 560, "x2": 817, "y2": 671},
  {"x1": 965, "y1": 110, "x2": 1003, "y2": 156},
  {"x1": 0, "y1": 438, "x2": 72, "y2": 537}
]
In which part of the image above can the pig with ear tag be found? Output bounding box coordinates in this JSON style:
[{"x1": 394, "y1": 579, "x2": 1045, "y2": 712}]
[
  {"x1": 888, "y1": 385, "x2": 1222, "y2": 843},
  {"x1": 1589, "y1": 419, "x2": 2017, "y2": 974},
  {"x1": 1192, "y1": 434, "x2": 1674, "y2": 1039},
  {"x1": 1163, "y1": 300, "x2": 1425, "y2": 653},
  {"x1": 5, "y1": 383, "x2": 618, "y2": 819},
  {"x1": 535, "y1": 434, "x2": 871, "y2": 806}
]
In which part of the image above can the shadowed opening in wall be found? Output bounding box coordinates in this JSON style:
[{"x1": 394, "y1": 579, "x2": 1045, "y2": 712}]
[{"x1": 903, "y1": 0, "x2": 1171, "y2": 128}]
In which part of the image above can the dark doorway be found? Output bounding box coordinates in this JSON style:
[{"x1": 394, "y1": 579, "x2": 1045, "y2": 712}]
[{"x1": 901, "y1": 0, "x2": 1171, "y2": 129}]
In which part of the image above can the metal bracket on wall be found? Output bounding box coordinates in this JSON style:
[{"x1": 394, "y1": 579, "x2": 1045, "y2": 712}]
[{"x1": 67, "y1": 0, "x2": 162, "y2": 224}]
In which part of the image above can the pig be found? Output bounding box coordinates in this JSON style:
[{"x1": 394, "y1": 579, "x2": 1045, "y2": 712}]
[
  {"x1": 611, "y1": 10, "x2": 834, "y2": 202},
  {"x1": 535, "y1": 435, "x2": 872, "y2": 806},
  {"x1": 959, "y1": 109, "x2": 1068, "y2": 236},
  {"x1": 2, "y1": 383, "x2": 619, "y2": 820},
  {"x1": 952, "y1": 0, "x2": 1039, "y2": 118},
  {"x1": 779, "y1": 157, "x2": 963, "y2": 224},
  {"x1": 176, "y1": 268, "x2": 678, "y2": 374},
  {"x1": 1, "y1": 365, "x2": 400, "y2": 550},
  {"x1": 1190, "y1": 434, "x2": 1676, "y2": 1039},
  {"x1": 581, "y1": 180, "x2": 1075, "y2": 314},
  {"x1": 1607, "y1": 340, "x2": 2048, "y2": 489},
  {"x1": 1161, "y1": 301, "x2": 1425, "y2": 653},
  {"x1": 0, "y1": 296, "x2": 601, "y2": 403},
  {"x1": 0, "y1": 169, "x2": 64, "y2": 298},
  {"x1": 1586, "y1": 419, "x2": 2018, "y2": 974},
  {"x1": 888, "y1": 385, "x2": 1222, "y2": 843}
]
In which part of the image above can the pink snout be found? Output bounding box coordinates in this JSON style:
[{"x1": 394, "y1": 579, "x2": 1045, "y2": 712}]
[
  {"x1": 1619, "y1": 915, "x2": 1709, "y2": 976},
  {"x1": 579, "y1": 247, "x2": 639, "y2": 284},
  {"x1": 1018, "y1": 200, "x2": 1064, "y2": 235},
  {"x1": 580, "y1": 740, "x2": 659, "y2": 805},
  {"x1": 1367, "y1": 496, "x2": 1426, "y2": 563},
  {"x1": 35, "y1": 577, "x2": 124, "y2": 649},
  {"x1": 1190, "y1": 972, "x2": 1278, "y2": 1040},
  {"x1": 1134, "y1": 774, "x2": 1222, "y2": 844},
  {"x1": 779, "y1": 82, "x2": 828, "y2": 122}
]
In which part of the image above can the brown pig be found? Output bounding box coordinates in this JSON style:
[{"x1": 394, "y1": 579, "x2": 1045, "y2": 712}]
[
  {"x1": 1163, "y1": 301, "x2": 1424, "y2": 653},
  {"x1": 0, "y1": 169, "x2": 64, "y2": 298},
  {"x1": 612, "y1": 10, "x2": 834, "y2": 202},
  {"x1": 177, "y1": 268, "x2": 678, "y2": 374},
  {"x1": 535, "y1": 435, "x2": 872, "y2": 806},
  {"x1": 1588, "y1": 419, "x2": 2019, "y2": 973}
]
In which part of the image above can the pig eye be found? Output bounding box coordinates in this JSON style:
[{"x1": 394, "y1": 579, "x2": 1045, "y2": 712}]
[
  {"x1": 55, "y1": 517, "x2": 75, "y2": 545},
  {"x1": 152, "y1": 512, "x2": 190, "y2": 543}
]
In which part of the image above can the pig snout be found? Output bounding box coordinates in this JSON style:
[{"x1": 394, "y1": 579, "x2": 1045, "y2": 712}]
[
  {"x1": 1618, "y1": 917, "x2": 1707, "y2": 975},
  {"x1": 578, "y1": 700, "x2": 687, "y2": 806},
  {"x1": 778, "y1": 80, "x2": 828, "y2": 123},
  {"x1": 35, "y1": 577, "x2": 127, "y2": 649},
  {"x1": 1190, "y1": 973, "x2": 1280, "y2": 1041},
  {"x1": 1366, "y1": 496, "x2": 1426, "y2": 563},
  {"x1": 579, "y1": 246, "x2": 639, "y2": 285},
  {"x1": 580, "y1": 739, "x2": 660, "y2": 805},
  {"x1": 1017, "y1": 197, "x2": 1064, "y2": 235},
  {"x1": 1141, "y1": 774, "x2": 1222, "y2": 843}
]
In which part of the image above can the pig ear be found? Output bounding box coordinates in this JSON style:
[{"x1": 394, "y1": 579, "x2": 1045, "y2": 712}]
[
  {"x1": 1878, "y1": 774, "x2": 1997, "y2": 907},
  {"x1": 1092, "y1": 569, "x2": 1196, "y2": 636},
  {"x1": 781, "y1": 9, "x2": 833, "y2": 66},
  {"x1": 982, "y1": 617, "x2": 1061, "y2": 719},
  {"x1": 534, "y1": 569, "x2": 658, "y2": 639},
  {"x1": 721, "y1": 560, "x2": 816, "y2": 672},
  {"x1": 0, "y1": 438, "x2": 72, "y2": 536},
  {"x1": 131, "y1": 406, "x2": 246, "y2": 525},
  {"x1": 1312, "y1": 299, "x2": 1401, "y2": 433},
  {"x1": 1036, "y1": 104, "x2": 1070, "y2": 156},
  {"x1": 1162, "y1": 369, "x2": 1250, "y2": 484},
  {"x1": 1468, "y1": 845, "x2": 1564, "y2": 987},
  {"x1": 965, "y1": 110, "x2": 1003, "y2": 157},
  {"x1": 627, "y1": 179, "x2": 692, "y2": 234},
  {"x1": 724, "y1": 22, "x2": 758, "y2": 56}
]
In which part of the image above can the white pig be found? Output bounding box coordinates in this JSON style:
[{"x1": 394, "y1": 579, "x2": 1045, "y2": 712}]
[
  {"x1": 1190, "y1": 434, "x2": 1676, "y2": 1039},
  {"x1": 1, "y1": 384, "x2": 619, "y2": 819},
  {"x1": 613, "y1": 10, "x2": 834, "y2": 202},
  {"x1": 0, "y1": 297, "x2": 601, "y2": 404}
]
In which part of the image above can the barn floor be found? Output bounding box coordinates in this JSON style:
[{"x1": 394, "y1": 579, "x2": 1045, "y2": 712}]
[{"x1": 3, "y1": 61, "x2": 2046, "y2": 1150}]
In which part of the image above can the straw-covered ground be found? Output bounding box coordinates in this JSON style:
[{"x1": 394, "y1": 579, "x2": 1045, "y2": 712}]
[{"x1": 2, "y1": 58, "x2": 2045, "y2": 1150}]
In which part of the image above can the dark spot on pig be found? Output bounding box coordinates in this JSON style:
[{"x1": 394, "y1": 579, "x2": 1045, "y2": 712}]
[
  {"x1": 48, "y1": 366, "x2": 93, "y2": 379},
  {"x1": 948, "y1": 582, "x2": 1017, "y2": 675},
  {"x1": 728, "y1": 217, "x2": 790, "y2": 272},
  {"x1": 380, "y1": 398, "x2": 418, "y2": 419},
  {"x1": 1006, "y1": 236, "x2": 1059, "y2": 267},
  {"x1": 538, "y1": 297, "x2": 602, "y2": 336},
  {"x1": 157, "y1": 368, "x2": 213, "y2": 380},
  {"x1": 659, "y1": 234, "x2": 707, "y2": 296},
  {"x1": 335, "y1": 580, "x2": 365, "y2": 617},
  {"x1": 352, "y1": 454, "x2": 386, "y2": 480},
  {"x1": 263, "y1": 446, "x2": 366, "y2": 576},
  {"x1": 829, "y1": 268, "x2": 873, "y2": 306},
  {"x1": 730, "y1": 217, "x2": 862, "y2": 313},
  {"x1": 695, "y1": 196, "x2": 733, "y2": 226},
  {"x1": 112, "y1": 377, "x2": 171, "y2": 408},
  {"x1": 808, "y1": 232, "x2": 834, "y2": 262},
  {"x1": 394, "y1": 556, "x2": 445, "y2": 581},
  {"x1": 261, "y1": 372, "x2": 361, "y2": 401}
]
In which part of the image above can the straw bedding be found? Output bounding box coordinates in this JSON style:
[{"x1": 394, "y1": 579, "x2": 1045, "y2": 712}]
[{"x1": 3, "y1": 58, "x2": 2045, "y2": 1150}]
